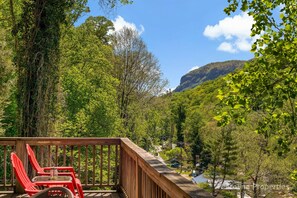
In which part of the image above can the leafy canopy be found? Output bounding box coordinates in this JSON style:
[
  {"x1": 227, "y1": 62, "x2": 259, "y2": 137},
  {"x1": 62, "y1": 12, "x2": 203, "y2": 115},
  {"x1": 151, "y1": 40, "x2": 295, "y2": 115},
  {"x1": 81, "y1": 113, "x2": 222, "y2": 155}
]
[{"x1": 218, "y1": 1, "x2": 297, "y2": 152}]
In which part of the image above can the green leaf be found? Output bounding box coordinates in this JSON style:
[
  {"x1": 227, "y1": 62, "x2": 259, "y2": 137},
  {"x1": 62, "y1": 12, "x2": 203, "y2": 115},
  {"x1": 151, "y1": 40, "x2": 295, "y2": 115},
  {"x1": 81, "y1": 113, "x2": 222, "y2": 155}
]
[
  {"x1": 217, "y1": 94, "x2": 224, "y2": 100},
  {"x1": 280, "y1": 13, "x2": 284, "y2": 19},
  {"x1": 233, "y1": 104, "x2": 242, "y2": 109},
  {"x1": 214, "y1": 115, "x2": 222, "y2": 121},
  {"x1": 285, "y1": 24, "x2": 291, "y2": 31}
]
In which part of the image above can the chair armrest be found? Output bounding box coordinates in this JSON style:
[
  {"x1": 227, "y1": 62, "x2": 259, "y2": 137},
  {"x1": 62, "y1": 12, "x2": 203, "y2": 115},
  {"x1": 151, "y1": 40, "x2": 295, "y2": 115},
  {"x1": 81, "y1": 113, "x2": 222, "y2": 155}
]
[
  {"x1": 44, "y1": 167, "x2": 75, "y2": 173},
  {"x1": 34, "y1": 180, "x2": 72, "y2": 186},
  {"x1": 37, "y1": 172, "x2": 75, "y2": 178}
]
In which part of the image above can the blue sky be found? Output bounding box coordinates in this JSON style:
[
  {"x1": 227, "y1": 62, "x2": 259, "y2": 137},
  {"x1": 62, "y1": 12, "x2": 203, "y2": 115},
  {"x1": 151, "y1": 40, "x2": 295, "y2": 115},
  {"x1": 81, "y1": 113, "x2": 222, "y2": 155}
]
[{"x1": 78, "y1": 0, "x2": 254, "y2": 89}]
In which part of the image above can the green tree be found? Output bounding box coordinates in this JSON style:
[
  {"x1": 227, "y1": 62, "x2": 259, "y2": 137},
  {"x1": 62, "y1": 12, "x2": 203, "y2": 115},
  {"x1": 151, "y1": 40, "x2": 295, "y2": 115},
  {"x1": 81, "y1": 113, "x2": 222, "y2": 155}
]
[
  {"x1": 176, "y1": 104, "x2": 186, "y2": 143},
  {"x1": 15, "y1": 0, "x2": 81, "y2": 137},
  {"x1": 170, "y1": 93, "x2": 189, "y2": 144},
  {"x1": 218, "y1": 0, "x2": 297, "y2": 150},
  {"x1": 234, "y1": 122, "x2": 292, "y2": 198},
  {"x1": 58, "y1": 17, "x2": 119, "y2": 137},
  {"x1": 205, "y1": 126, "x2": 238, "y2": 197},
  {"x1": 0, "y1": 28, "x2": 16, "y2": 136},
  {"x1": 111, "y1": 27, "x2": 167, "y2": 138},
  {"x1": 80, "y1": 16, "x2": 114, "y2": 44},
  {"x1": 0, "y1": 0, "x2": 21, "y2": 137},
  {"x1": 184, "y1": 109, "x2": 205, "y2": 167}
]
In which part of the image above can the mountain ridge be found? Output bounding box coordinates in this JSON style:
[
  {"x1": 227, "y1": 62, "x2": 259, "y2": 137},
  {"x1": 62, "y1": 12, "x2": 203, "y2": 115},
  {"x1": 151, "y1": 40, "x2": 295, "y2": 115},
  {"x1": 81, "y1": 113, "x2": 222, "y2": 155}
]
[{"x1": 174, "y1": 60, "x2": 246, "y2": 92}]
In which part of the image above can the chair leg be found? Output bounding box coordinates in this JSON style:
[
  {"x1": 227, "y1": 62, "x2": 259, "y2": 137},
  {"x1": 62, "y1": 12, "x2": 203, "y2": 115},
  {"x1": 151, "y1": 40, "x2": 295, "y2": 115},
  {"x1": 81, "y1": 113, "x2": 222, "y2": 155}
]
[{"x1": 75, "y1": 179, "x2": 84, "y2": 198}]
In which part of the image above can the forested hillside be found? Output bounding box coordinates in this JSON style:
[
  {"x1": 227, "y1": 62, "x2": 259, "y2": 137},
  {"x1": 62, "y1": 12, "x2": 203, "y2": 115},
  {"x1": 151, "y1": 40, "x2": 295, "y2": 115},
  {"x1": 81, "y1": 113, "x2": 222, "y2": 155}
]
[
  {"x1": 175, "y1": 60, "x2": 245, "y2": 92},
  {"x1": 158, "y1": 74, "x2": 296, "y2": 197}
]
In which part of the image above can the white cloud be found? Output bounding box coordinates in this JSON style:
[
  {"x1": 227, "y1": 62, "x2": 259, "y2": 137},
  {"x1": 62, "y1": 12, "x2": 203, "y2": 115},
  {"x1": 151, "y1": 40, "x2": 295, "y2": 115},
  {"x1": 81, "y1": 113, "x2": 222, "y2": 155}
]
[
  {"x1": 188, "y1": 66, "x2": 199, "y2": 72},
  {"x1": 203, "y1": 12, "x2": 255, "y2": 53},
  {"x1": 235, "y1": 38, "x2": 251, "y2": 51},
  {"x1": 111, "y1": 16, "x2": 145, "y2": 34},
  {"x1": 218, "y1": 42, "x2": 237, "y2": 53}
]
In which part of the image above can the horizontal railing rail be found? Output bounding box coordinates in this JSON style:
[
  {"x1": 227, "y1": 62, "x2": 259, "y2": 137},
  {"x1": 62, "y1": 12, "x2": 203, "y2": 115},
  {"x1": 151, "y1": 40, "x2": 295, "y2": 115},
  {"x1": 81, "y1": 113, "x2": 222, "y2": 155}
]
[{"x1": 120, "y1": 138, "x2": 213, "y2": 198}]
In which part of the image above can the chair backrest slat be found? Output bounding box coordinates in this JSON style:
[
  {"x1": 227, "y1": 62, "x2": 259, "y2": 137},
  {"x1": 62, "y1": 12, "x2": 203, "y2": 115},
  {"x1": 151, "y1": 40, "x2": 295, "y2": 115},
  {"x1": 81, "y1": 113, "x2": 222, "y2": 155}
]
[
  {"x1": 11, "y1": 152, "x2": 37, "y2": 193},
  {"x1": 26, "y1": 144, "x2": 45, "y2": 174}
]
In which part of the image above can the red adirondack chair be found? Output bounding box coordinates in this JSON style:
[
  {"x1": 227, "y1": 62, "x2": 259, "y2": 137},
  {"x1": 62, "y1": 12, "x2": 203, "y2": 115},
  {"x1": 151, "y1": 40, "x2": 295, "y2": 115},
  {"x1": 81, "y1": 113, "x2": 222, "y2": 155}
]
[
  {"x1": 26, "y1": 144, "x2": 76, "y2": 174},
  {"x1": 26, "y1": 144, "x2": 84, "y2": 198},
  {"x1": 11, "y1": 152, "x2": 78, "y2": 197}
]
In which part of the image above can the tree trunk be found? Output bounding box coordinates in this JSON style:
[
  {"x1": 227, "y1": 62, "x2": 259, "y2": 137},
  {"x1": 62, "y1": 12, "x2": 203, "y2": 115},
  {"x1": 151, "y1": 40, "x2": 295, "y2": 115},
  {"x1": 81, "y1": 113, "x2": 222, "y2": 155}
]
[{"x1": 16, "y1": 0, "x2": 67, "y2": 136}]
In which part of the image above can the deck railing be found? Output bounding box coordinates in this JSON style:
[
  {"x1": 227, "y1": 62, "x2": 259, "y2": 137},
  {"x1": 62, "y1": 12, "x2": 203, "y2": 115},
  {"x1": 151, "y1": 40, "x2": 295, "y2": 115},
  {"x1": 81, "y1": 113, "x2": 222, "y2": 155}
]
[{"x1": 0, "y1": 137, "x2": 212, "y2": 198}]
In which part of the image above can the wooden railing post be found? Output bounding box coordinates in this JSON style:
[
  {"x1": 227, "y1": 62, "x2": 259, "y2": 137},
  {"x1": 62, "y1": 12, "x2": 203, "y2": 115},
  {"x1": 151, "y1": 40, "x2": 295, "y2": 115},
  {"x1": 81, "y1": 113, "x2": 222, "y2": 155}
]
[
  {"x1": 15, "y1": 139, "x2": 27, "y2": 193},
  {"x1": 136, "y1": 158, "x2": 142, "y2": 198},
  {"x1": 119, "y1": 144, "x2": 123, "y2": 188}
]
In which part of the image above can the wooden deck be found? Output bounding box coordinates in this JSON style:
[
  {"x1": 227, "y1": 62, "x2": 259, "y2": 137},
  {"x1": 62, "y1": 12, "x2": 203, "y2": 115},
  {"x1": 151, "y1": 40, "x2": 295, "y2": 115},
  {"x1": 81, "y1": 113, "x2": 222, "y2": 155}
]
[
  {"x1": 0, "y1": 191, "x2": 121, "y2": 198},
  {"x1": 0, "y1": 137, "x2": 213, "y2": 198}
]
